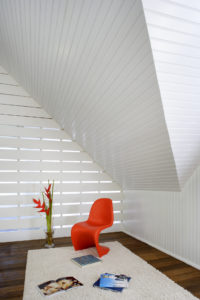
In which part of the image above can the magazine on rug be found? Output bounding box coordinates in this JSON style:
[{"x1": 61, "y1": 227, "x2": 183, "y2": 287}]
[
  {"x1": 37, "y1": 276, "x2": 83, "y2": 296},
  {"x1": 71, "y1": 254, "x2": 102, "y2": 267},
  {"x1": 93, "y1": 273, "x2": 131, "y2": 293},
  {"x1": 100, "y1": 273, "x2": 129, "y2": 288}
]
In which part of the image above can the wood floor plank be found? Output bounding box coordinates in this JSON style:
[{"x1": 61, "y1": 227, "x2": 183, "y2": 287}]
[{"x1": 0, "y1": 232, "x2": 200, "y2": 299}]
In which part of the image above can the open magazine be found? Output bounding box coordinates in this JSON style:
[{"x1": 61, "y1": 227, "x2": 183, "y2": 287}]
[{"x1": 38, "y1": 276, "x2": 83, "y2": 296}]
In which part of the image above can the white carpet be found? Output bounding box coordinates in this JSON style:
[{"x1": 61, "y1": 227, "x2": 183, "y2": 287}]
[{"x1": 23, "y1": 241, "x2": 198, "y2": 300}]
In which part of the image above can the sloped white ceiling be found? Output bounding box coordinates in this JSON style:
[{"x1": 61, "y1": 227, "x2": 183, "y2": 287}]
[
  {"x1": 0, "y1": 0, "x2": 180, "y2": 191},
  {"x1": 142, "y1": 0, "x2": 200, "y2": 188}
]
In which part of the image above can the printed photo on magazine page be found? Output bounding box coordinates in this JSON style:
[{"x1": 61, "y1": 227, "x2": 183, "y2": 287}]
[{"x1": 38, "y1": 276, "x2": 83, "y2": 296}]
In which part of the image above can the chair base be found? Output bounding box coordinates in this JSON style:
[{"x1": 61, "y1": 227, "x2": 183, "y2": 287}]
[{"x1": 96, "y1": 244, "x2": 110, "y2": 257}]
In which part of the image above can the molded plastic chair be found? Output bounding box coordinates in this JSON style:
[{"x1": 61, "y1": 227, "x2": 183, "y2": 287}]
[{"x1": 71, "y1": 198, "x2": 114, "y2": 257}]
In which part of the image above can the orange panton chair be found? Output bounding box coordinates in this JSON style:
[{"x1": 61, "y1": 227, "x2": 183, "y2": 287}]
[{"x1": 71, "y1": 198, "x2": 114, "y2": 257}]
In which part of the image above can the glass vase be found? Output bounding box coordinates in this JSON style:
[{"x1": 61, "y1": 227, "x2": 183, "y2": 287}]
[{"x1": 44, "y1": 229, "x2": 55, "y2": 248}]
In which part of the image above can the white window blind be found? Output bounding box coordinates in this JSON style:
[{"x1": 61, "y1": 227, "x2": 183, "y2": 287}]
[{"x1": 0, "y1": 70, "x2": 123, "y2": 242}]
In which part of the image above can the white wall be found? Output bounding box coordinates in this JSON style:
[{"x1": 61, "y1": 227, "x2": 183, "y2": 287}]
[
  {"x1": 123, "y1": 164, "x2": 200, "y2": 269},
  {"x1": 0, "y1": 68, "x2": 122, "y2": 242},
  {"x1": 142, "y1": 0, "x2": 200, "y2": 188}
]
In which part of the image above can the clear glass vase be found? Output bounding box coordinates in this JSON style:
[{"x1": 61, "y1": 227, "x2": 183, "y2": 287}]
[{"x1": 44, "y1": 230, "x2": 55, "y2": 248}]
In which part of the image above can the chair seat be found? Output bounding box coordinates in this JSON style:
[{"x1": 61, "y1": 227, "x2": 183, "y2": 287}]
[
  {"x1": 74, "y1": 221, "x2": 108, "y2": 230},
  {"x1": 71, "y1": 198, "x2": 113, "y2": 257}
]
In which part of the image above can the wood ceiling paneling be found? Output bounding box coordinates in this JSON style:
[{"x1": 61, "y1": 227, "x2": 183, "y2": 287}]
[{"x1": 0, "y1": 0, "x2": 180, "y2": 191}]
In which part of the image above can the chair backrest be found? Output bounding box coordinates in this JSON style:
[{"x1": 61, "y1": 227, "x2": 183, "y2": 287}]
[{"x1": 87, "y1": 198, "x2": 114, "y2": 226}]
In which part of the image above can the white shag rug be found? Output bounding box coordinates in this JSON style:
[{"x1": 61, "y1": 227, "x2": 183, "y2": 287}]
[{"x1": 23, "y1": 241, "x2": 198, "y2": 300}]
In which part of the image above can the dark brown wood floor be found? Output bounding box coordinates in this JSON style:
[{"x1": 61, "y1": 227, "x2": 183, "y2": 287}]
[{"x1": 0, "y1": 232, "x2": 200, "y2": 299}]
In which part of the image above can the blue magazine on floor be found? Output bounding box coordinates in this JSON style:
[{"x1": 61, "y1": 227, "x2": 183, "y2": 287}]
[
  {"x1": 100, "y1": 273, "x2": 130, "y2": 288},
  {"x1": 93, "y1": 278, "x2": 124, "y2": 292},
  {"x1": 93, "y1": 274, "x2": 131, "y2": 292},
  {"x1": 71, "y1": 255, "x2": 101, "y2": 268}
]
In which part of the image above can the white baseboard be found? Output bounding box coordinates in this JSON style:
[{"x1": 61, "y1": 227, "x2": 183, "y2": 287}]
[{"x1": 123, "y1": 229, "x2": 200, "y2": 271}]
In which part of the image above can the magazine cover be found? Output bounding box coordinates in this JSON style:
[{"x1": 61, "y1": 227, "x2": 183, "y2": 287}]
[
  {"x1": 38, "y1": 276, "x2": 83, "y2": 296},
  {"x1": 94, "y1": 274, "x2": 131, "y2": 293},
  {"x1": 100, "y1": 273, "x2": 130, "y2": 288},
  {"x1": 93, "y1": 278, "x2": 124, "y2": 293},
  {"x1": 71, "y1": 254, "x2": 101, "y2": 268}
]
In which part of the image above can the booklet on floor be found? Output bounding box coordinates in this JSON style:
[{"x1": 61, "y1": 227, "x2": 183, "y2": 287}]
[
  {"x1": 37, "y1": 276, "x2": 83, "y2": 297},
  {"x1": 71, "y1": 254, "x2": 102, "y2": 268},
  {"x1": 93, "y1": 273, "x2": 131, "y2": 293},
  {"x1": 100, "y1": 273, "x2": 129, "y2": 288}
]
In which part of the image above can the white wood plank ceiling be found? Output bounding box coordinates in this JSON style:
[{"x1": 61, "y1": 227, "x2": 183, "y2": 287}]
[
  {"x1": 142, "y1": 0, "x2": 200, "y2": 188},
  {"x1": 0, "y1": 0, "x2": 190, "y2": 191}
]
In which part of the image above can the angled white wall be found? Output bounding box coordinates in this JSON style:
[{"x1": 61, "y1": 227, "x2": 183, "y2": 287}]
[
  {"x1": 0, "y1": 67, "x2": 122, "y2": 242},
  {"x1": 142, "y1": 0, "x2": 200, "y2": 187},
  {"x1": 0, "y1": 0, "x2": 180, "y2": 191},
  {"x1": 123, "y1": 163, "x2": 200, "y2": 269}
]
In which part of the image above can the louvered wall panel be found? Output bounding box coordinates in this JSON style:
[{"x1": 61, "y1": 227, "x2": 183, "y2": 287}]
[
  {"x1": 0, "y1": 94, "x2": 39, "y2": 106},
  {"x1": 123, "y1": 164, "x2": 200, "y2": 269},
  {"x1": 0, "y1": 72, "x2": 122, "y2": 242},
  {"x1": 0, "y1": 84, "x2": 29, "y2": 96},
  {"x1": 0, "y1": 74, "x2": 17, "y2": 85},
  {"x1": 0, "y1": 115, "x2": 58, "y2": 128},
  {"x1": 142, "y1": 0, "x2": 200, "y2": 187},
  {"x1": 0, "y1": 0, "x2": 180, "y2": 191}
]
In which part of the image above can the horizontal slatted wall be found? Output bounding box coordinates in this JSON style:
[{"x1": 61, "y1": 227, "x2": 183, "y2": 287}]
[{"x1": 0, "y1": 69, "x2": 122, "y2": 242}]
